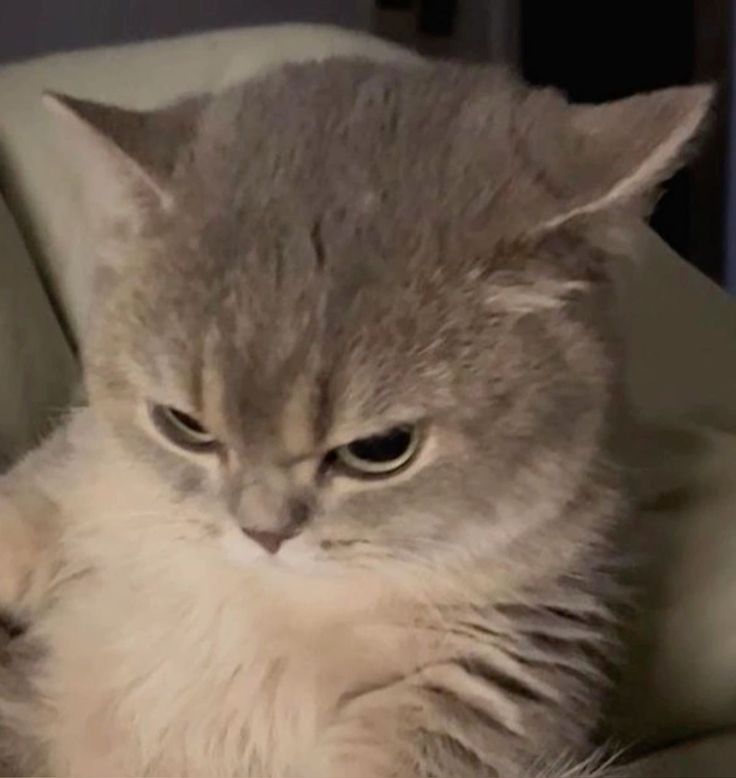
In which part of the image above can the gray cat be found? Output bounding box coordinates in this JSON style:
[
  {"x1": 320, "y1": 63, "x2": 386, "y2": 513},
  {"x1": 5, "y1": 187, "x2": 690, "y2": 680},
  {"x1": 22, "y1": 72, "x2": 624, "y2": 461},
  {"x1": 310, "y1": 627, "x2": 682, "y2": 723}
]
[{"x1": 0, "y1": 58, "x2": 710, "y2": 776}]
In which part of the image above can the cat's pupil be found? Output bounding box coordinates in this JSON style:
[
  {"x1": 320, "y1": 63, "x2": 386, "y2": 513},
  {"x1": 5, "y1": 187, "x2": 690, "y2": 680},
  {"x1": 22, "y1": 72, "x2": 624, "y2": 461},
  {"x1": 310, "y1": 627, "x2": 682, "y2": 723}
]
[
  {"x1": 168, "y1": 407, "x2": 206, "y2": 434},
  {"x1": 149, "y1": 403, "x2": 217, "y2": 452},
  {"x1": 347, "y1": 427, "x2": 413, "y2": 463}
]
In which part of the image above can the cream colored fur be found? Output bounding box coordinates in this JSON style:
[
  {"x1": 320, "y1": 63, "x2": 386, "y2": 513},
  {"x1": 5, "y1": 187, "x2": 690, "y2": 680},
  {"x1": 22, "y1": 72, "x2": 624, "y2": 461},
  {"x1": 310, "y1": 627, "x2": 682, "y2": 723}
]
[{"x1": 2, "y1": 410, "x2": 553, "y2": 776}]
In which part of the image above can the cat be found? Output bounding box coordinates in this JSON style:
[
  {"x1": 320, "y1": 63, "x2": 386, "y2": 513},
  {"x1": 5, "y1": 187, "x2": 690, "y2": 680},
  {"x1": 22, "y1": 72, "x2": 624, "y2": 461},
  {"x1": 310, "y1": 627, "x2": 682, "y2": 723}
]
[{"x1": 0, "y1": 57, "x2": 710, "y2": 777}]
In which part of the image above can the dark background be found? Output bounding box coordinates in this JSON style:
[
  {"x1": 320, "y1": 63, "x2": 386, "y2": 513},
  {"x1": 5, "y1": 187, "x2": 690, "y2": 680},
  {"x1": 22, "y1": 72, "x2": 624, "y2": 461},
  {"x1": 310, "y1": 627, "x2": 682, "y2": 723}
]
[{"x1": 0, "y1": 0, "x2": 732, "y2": 288}]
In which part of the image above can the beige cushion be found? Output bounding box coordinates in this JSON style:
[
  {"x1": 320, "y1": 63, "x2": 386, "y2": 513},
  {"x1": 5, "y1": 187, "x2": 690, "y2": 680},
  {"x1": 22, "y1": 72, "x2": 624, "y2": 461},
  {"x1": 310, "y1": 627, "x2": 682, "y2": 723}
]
[
  {"x1": 641, "y1": 731, "x2": 736, "y2": 777},
  {"x1": 619, "y1": 225, "x2": 736, "y2": 426},
  {"x1": 608, "y1": 229, "x2": 736, "y2": 749},
  {"x1": 0, "y1": 23, "x2": 735, "y2": 766},
  {"x1": 613, "y1": 423, "x2": 736, "y2": 746},
  {"x1": 0, "y1": 194, "x2": 77, "y2": 467}
]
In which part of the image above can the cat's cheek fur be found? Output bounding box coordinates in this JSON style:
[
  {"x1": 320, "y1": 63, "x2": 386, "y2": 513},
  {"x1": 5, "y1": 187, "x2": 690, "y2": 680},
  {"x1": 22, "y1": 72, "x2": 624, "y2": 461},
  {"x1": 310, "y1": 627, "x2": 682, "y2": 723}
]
[
  {"x1": 0, "y1": 495, "x2": 40, "y2": 610},
  {"x1": 0, "y1": 477, "x2": 61, "y2": 619}
]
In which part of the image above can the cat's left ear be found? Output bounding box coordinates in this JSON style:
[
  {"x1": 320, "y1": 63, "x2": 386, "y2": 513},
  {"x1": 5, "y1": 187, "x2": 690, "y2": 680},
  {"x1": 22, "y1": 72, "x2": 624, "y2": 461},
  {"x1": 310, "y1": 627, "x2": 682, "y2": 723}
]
[
  {"x1": 540, "y1": 84, "x2": 714, "y2": 233},
  {"x1": 43, "y1": 92, "x2": 202, "y2": 223}
]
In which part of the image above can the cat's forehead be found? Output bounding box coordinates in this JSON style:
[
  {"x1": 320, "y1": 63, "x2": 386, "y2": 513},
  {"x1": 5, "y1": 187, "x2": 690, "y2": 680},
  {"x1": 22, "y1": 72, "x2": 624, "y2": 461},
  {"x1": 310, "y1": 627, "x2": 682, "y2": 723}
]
[
  {"x1": 207, "y1": 252, "x2": 480, "y2": 442},
  {"x1": 128, "y1": 215, "x2": 496, "y2": 457},
  {"x1": 177, "y1": 60, "x2": 537, "y2": 233}
]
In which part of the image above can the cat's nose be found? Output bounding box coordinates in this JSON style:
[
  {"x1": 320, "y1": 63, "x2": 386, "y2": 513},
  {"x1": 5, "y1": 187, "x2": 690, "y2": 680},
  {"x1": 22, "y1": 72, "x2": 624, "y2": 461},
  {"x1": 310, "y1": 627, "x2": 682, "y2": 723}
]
[
  {"x1": 240, "y1": 497, "x2": 312, "y2": 554},
  {"x1": 241, "y1": 528, "x2": 292, "y2": 555}
]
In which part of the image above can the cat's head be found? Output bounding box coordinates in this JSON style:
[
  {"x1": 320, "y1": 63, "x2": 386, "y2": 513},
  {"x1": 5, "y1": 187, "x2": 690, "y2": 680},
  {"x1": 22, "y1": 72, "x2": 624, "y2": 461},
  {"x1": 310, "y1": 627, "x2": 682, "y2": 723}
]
[{"x1": 46, "y1": 59, "x2": 710, "y2": 595}]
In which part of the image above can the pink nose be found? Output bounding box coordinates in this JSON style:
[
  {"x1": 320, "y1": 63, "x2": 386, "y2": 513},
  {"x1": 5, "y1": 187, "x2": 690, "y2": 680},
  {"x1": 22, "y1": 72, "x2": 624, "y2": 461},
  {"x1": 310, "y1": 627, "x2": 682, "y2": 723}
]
[{"x1": 242, "y1": 528, "x2": 291, "y2": 554}]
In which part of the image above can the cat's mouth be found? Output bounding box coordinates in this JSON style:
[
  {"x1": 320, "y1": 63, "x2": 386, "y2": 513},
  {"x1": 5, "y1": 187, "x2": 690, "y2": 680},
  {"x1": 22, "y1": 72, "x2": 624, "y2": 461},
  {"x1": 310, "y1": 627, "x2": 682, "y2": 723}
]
[
  {"x1": 221, "y1": 522, "x2": 369, "y2": 575},
  {"x1": 0, "y1": 609, "x2": 27, "y2": 642},
  {"x1": 221, "y1": 525, "x2": 318, "y2": 569}
]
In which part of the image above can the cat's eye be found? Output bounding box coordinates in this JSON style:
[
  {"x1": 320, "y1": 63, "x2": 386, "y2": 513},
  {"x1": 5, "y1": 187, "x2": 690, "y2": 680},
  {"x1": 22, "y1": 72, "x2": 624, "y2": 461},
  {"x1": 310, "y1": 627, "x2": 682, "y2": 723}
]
[
  {"x1": 333, "y1": 424, "x2": 420, "y2": 477},
  {"x1": 149, "y1": 404, "x2": 219, "y2": 453}
]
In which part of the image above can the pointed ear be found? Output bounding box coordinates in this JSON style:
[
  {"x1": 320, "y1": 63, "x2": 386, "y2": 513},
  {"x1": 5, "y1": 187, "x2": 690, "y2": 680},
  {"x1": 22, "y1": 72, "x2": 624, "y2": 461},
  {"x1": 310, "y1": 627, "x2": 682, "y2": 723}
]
[
  {"x1": 43, "y1": 92, "x2": 204, "y2": 222},
  {"x1": 540, "y1": 84, "x2": 713, "y2": 233}
]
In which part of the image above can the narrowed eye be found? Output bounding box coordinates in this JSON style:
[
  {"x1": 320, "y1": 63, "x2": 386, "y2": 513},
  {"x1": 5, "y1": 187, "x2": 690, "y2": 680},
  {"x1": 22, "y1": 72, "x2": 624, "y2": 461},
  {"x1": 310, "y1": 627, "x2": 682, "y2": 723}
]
[
  {"x1": 149, "y1": 404, "x2": 219, "y2": 453},
  {"x1": 334, "y1": 424, "x2": 420, "y2": 477}
]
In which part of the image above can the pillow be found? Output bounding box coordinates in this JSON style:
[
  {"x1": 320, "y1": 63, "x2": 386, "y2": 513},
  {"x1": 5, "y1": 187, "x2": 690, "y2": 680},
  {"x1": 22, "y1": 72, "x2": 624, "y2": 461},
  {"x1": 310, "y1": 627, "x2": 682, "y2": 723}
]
[
  {"x1": 611, "y1": 422, "x2": 736, "y2": 747},
  {"x1": 640, "y1": 730, "x2": 736, "y2": 777},
  {"x1": 617, "y1": 225, "x2": 736, "y2": 427},
  {"x1": 0, "y1": 194, "x2": 77, "y2": 468},
  {"x1": 608, "y1": 228, "x2": 736, "y2": 748}
]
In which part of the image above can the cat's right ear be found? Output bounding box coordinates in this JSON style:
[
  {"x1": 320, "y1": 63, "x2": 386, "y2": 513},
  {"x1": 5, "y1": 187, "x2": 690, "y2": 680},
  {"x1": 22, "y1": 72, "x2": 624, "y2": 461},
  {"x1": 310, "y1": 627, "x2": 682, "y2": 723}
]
[
  {"x1": 43, "y1": 93, "x2": 172, "y2": 222},
  {"x1": 43, "y1": 92, "x2": 202, "y2": 225}
]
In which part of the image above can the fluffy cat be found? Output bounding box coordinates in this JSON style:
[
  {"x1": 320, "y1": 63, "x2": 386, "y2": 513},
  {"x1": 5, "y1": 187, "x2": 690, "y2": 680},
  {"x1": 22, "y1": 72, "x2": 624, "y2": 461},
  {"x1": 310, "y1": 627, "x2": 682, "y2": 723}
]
[{"x1": 0, "y1": 58, "x2": 710, "y2": 777}]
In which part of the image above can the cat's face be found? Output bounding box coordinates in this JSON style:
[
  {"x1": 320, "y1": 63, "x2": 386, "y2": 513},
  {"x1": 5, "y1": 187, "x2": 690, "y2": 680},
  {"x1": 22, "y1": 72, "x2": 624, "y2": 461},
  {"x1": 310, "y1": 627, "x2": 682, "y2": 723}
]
[
  {"x1": 49, "y1": 60, "x2": 710, "y2": 589},
  {"x1": 89, "y1": 208, "x2": 612, "y2": 584}
]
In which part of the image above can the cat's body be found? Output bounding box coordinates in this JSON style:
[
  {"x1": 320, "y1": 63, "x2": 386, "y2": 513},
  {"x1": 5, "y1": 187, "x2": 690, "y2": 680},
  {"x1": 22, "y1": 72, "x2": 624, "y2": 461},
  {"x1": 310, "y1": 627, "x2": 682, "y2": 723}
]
[
  {"x1": 1, "y1": 408, "x2": 615, "y2": 777},
  {"x1": 0, "y1": 57, "x2": 709, "y2": 776}
]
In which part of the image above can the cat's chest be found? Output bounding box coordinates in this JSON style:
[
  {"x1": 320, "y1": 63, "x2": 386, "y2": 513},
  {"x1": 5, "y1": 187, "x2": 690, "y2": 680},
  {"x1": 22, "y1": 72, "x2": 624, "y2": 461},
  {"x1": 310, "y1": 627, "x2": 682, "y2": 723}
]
[{"x1": 38, "y1": 542, "x2": 393, "y2": 776}]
